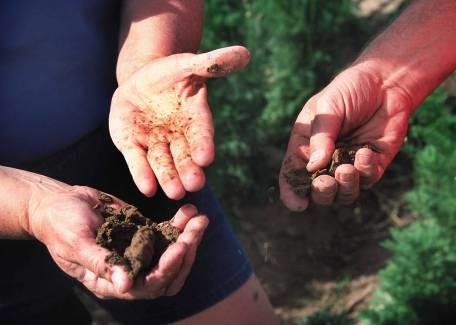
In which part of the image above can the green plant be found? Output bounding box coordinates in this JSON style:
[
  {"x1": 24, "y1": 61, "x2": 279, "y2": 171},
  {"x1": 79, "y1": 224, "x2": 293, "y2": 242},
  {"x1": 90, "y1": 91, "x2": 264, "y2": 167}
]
[
  {"x1": 360, "y1": 220, "x2": 456, "y2": 325},
  {"x1": 360, "y1": 89, "x2": 456, "y2": 324},
  {"x1": 201, "y1": 0, "x2": 367, "y2": 209},
  {"x1": 403, "y1": 88, "x2": 456, "y2": 226}
]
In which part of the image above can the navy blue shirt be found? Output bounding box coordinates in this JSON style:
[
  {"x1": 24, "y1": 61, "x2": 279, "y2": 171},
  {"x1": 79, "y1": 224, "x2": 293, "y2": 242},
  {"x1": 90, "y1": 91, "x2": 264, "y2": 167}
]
[{"x1": 0, "y1": 0, "x2": 121, "y2": 164}]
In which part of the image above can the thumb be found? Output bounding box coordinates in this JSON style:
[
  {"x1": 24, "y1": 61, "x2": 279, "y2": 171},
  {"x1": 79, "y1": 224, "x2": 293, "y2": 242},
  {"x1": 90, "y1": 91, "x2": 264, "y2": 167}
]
[
  {"x1": 307, "y1": 94, "x2": 343, "y2": 172},
  {"x1": 133, "y1": 46, "x2": 250, "y2": 93},
  {"x1": 79, "y1": 243, "x2": 134, "y2": 294},
  {"x1": 188, "y1": 45, "x2": 251, "y2": 78}
]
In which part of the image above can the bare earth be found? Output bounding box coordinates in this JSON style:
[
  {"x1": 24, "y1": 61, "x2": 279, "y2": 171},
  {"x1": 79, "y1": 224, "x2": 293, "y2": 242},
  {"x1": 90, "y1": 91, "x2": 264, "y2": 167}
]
[{"x1": 237, "y1": 151, "x2": 413, "y2": 324}]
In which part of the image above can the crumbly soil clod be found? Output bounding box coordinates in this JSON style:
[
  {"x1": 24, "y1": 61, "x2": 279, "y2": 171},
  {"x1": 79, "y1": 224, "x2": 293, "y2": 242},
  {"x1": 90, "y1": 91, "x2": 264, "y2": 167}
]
[
  {"x1": 283, "y1": 144, "x2": 372, "y2": 198},
  {"x1": 207, "y1": 63, "x2": 224, "y2": 74},
  {"x1": 95, "y1": 198, "x2": 181, "y2": 279}
]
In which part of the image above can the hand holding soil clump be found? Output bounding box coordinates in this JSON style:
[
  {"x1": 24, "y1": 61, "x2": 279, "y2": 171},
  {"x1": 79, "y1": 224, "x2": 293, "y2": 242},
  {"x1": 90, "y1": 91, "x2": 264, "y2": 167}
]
[
  {"x1": 95, "y1": 194, "x2": 182, "y2": 279},
  {"x1": 283, "y1": 144, "x2": 371, "y2": 198}
]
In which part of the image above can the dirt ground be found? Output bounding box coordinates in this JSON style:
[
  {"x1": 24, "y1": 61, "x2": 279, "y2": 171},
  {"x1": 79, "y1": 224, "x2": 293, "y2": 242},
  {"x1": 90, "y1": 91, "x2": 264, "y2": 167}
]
[
  {"x1": 237, "y1": 2, "x2": 411, "y2": 322},
  {"x1": 237, "y1": 152, "x2": 414, "y2": 324}
]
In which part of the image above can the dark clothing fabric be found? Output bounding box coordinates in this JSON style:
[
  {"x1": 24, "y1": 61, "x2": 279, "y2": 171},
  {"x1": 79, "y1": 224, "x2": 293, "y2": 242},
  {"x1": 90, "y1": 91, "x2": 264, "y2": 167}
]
[
  {"x1": 0, "y1": 1, "x2": 252, "y2": 323},
  {"x1": 0, "y1": 0, "x2": 120, "y2": 163}
]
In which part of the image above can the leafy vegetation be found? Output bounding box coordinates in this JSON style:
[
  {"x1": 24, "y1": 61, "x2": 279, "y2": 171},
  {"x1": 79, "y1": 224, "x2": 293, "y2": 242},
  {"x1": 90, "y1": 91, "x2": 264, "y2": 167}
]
[
  {"x1": 201, "y1": 0, "x2": 367, "y2": 207},
  {"x1": 360, "y1": 88, "x2": 456, "y2": 324},
  {"x1": 202, "y1": 1, "x2": 456, "y2": 324}
]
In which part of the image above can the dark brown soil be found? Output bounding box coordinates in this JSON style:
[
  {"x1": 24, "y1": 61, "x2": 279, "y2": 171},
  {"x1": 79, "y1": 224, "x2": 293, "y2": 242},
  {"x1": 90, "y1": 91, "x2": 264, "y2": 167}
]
[
  {"x1": 207, "y1": 63, "x2": 224, "y2": 74},
  {"x1": 283, "y1": 144, "x2": 371, "y2": 197},
  {"x1": 95, "y1": 195, "x2": 181, "y2": 279}
]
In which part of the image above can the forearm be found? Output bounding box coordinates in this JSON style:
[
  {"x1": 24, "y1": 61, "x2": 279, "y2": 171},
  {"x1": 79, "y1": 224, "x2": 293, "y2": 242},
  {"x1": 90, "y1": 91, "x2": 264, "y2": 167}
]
[
  {"x1": 0, "y1": 166, "x2": 68, "y2": 239},
  {"x1": 117, "y1": 0, "x2": 204, "y2": 83},
  {"x1": 354, "y1": 0, "x2": 456, "y2": 109}
]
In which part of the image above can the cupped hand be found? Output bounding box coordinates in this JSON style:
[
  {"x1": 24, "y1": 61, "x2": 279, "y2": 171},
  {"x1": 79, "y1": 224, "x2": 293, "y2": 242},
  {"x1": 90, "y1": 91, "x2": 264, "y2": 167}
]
[
  {"x1": 279, "y1": 67, "x2": 413, "y2": 211},
  {"x1": 29, "y1": 184, "x2": 208, "y2": 299},
  {"x1": 110, "y1": 46, "x2": 250, "y2": 200}
]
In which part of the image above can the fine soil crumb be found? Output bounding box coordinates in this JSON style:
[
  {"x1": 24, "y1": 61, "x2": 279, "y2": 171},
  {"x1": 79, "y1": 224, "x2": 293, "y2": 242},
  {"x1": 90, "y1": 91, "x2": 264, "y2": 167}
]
[
  {"x1": 207, "y1": 63, "x2": 224, "y2": 74},
  {"x1": 283, "y1": 144, "x2": 371, "y2": 198},
  {"x1": 95, "y1": 201, "x2": 181, "y2": 279}
]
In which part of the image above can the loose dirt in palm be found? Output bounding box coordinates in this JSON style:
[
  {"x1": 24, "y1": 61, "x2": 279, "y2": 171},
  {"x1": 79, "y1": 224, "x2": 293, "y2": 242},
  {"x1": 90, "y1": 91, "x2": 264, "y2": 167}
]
[
  {"x1": 95, "y1": 194, "x2": 180, "y2": 279},
  {"x1": 283, "y1": 144, "x2": 371, "y2": 198}
]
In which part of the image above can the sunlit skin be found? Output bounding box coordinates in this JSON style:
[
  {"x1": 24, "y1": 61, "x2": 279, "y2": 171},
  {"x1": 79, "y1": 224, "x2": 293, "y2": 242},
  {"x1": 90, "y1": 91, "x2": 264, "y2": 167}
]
[
  {"x1": 280, "y1": 0, "x2": 456, "y2": 211},
  {"x1": 31, "y1": 186, "x2": 208, "y2": 299},
  {"x1": 0, "y1": 165, "x2": 208, "y2": 299},
  {"x1": 279, "y1": 69, "x2": 411, "y2": 210},
  {"x1": 110, "y1": 46, "x2": 250, "y2": 200}
]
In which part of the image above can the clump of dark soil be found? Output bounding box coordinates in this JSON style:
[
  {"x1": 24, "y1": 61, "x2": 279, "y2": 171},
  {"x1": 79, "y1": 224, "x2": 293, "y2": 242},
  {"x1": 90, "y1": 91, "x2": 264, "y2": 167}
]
[
  {"x1": 283, "y1": 144, "x2": 371, "y2": 197},
  {"x1": 95, "y1": 194, "x2": 181, "y2": 279},
  {"x1": 207, "y1": 63, "x2": 224, "y2": 74}
]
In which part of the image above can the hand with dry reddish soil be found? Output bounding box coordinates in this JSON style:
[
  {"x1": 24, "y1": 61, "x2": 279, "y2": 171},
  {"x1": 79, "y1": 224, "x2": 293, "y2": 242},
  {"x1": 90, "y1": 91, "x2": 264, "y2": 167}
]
[
  {"x1": 110, "y1": 46, "x2": 250, "y2": 199},
  {"x1": 30, "y1": 183, "x2": 208, "y2": 299},
  {"x1": 279, "y1": 67, "x2": 412, "y2": 211}
]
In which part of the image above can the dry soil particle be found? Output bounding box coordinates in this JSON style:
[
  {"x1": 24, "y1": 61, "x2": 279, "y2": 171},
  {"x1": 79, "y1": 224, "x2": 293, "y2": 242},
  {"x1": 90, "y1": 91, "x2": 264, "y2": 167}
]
[
  {"x1": 283, "y1": 144, "x2": 371, "y2": 198},
  {"x1": 95, "y1": 199, "x2": 181, "y2": 279},
  {"x1": 206, "y1": 63, "x2": 224, "y2": 74}
]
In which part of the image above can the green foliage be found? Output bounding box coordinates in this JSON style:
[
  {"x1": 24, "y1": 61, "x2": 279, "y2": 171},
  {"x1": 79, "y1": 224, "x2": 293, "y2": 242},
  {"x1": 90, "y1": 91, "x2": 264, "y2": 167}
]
[
  {"x1": 360, "y1": 89, "x2": 456, "y2": 324},
  {"x1": 201, "y1": 0, "x2": 367, "y2": 206},
  {"x1": 360, "y1": 220, "x2": 456, "y2": 325},
  {"x1": 404, "y1": 88, "x2": 456, "y2": 226},
  {"x1": 301, "y1": 308, "x2": 352, "y2": 325}
]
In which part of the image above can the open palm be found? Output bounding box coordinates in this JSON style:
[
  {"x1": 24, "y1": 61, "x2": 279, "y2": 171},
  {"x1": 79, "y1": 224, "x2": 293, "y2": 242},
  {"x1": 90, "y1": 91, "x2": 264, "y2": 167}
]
[{"x1": 110, "y1": 46, "x2": 250, "y2": 199}]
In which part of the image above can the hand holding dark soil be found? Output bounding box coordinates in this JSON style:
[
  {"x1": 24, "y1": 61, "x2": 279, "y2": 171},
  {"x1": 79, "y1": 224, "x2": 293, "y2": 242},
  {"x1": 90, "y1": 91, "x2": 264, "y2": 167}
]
[
  {"x1": 96, "y1": 199, "x2": 181, "y2": 279},
  {"x1": 110, "y1": 46, "x2": 250, "y2": 200},
  {"x1": 29, "y1": 183, "x2": 208, "y2": 300},
  {"x1": 280, "y1": 68, "x2": 411, "y2": 211},
  {"x1": 94, "y1": 195, "x2": 209, "y2": 299},
  {"x1": 282, "y1": 143, "x2": 371, "y2": 204}
]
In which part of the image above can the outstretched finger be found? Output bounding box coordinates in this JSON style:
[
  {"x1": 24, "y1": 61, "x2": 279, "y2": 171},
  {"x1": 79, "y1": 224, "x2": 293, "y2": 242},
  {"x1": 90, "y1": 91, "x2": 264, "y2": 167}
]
[
  {"x1": 122, "y1": 146, "x2": 158, "y2": 197},
  {"x1": 135, "y1": 46, "x2": 250, "y2": 95},
  {"x1": 188, "y1": 46, "x2": 251, "y2": 78},
  {"x1": 170, "y1": 134, "x2": 206, "y2": 192},
  {"x1": 183, "y1": 88, "x2": 215, "y2": 167},
  {"x1": 147, "y1": 136, "x2": 185, "y2": 200}
]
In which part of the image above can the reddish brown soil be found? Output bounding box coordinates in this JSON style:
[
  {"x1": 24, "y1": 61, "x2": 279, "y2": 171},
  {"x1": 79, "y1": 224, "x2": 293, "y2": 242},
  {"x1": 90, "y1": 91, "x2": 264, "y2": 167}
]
[{"x1": 95, "y1": 195, "x2": 180, "y2": 279}]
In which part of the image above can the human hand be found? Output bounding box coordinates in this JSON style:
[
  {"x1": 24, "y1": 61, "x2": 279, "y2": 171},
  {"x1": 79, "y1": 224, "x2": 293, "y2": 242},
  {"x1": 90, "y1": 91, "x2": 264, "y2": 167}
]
[
  {"x1": 279, "y1": 67, "x2": 413, "y2": 211},
  {"x1": 29, "y1": 184, "x2": 208, "y2": 299},
  {"x1": 110, "y1": 46, "x2": 250, "y2": 199}
]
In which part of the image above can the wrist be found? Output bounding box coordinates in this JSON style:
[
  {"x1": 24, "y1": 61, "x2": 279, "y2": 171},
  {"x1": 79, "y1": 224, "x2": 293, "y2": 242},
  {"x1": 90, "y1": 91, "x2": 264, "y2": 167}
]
[
  {"x1": 26, "y1": 176, "x2": 71, "y2": 241},
  {"x1": 353, "y1": 0, "x2": 456, "y2": 111},
  {"x1": 116, "y1": 54, "x2": 164, "y2": 85}
]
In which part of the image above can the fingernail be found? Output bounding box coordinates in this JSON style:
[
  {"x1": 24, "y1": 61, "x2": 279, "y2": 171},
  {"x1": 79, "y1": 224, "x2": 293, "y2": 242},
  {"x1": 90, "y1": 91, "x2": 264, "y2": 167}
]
[
  {"x1": 307, "y1": 149, "x2": 325, "y2": 166},
  {"x1": 358, "y1": 154, "x2": 372, "y2": 165}
]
